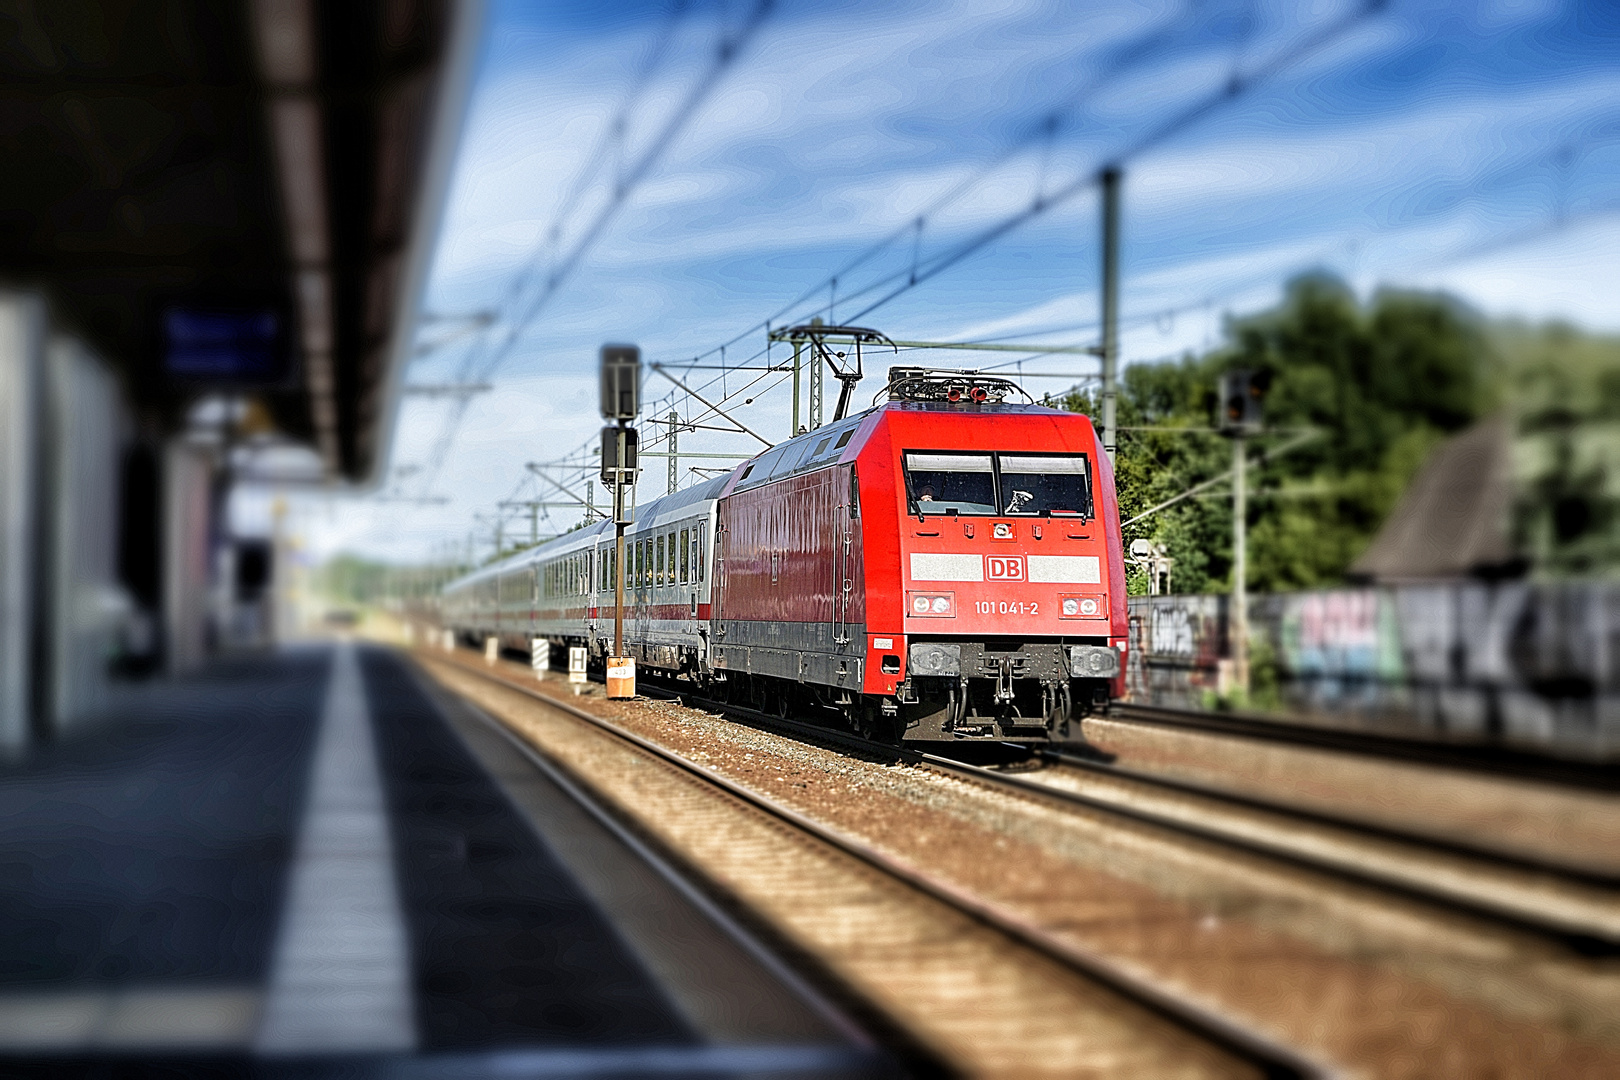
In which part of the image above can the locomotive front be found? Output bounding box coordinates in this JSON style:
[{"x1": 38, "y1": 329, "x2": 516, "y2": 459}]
[{"x1": 854, "y1": 377, "x2": 1127, "y2": 742}]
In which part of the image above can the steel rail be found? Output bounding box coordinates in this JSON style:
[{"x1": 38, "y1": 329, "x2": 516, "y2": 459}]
[
  {"x1": 1044, "y1": 747, "x2": 1620, "y2": 891},
  {"x1": 421, "y1": 651, "x2": 1331, "y2": 1080},
  {"x1": 1110, "y1": 702, "x2": 1620, "y2": 792}
]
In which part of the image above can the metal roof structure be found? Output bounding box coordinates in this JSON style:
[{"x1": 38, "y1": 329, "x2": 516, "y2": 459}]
[
  {"x1": 0, "y1": 0, "x2": 480, "y2": 483},
  {"x1": 1350, "y1": 414, "x2": 1523, "y2": 583}
]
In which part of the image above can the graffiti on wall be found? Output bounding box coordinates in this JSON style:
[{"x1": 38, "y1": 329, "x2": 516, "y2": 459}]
[{"x1": 1126, "y1": 583, "x2": 1620, "y2": 757}]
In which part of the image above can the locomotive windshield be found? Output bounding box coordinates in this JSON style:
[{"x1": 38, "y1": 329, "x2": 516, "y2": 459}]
[
  {"x1": 998, "y1": 454, "x2": 1092, "y2": 517},
  {"x1": 903, "y1": 450, "x2": 1092, "y2": 519},
  {"x1": 903, "y1": 452, "x2": 997, "y2": 515}
]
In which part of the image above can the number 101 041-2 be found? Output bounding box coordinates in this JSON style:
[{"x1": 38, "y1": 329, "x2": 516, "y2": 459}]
[{"x1": 976, "y1": 600, "x2": 1038, "y2": 615}]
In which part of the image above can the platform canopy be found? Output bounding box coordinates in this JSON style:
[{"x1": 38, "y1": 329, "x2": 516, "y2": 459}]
[{"x1": 0, "y1": 0, "x2": 478, "y2": 483}]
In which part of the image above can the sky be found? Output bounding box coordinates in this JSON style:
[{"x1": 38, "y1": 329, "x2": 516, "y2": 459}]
[{"x1": 267, "y1": 0, "x2": 1620, "y2": 564}]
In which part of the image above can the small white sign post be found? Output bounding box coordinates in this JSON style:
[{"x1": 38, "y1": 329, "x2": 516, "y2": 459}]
[
  {"x1": 531, "y1": 637, "x2": 549, "y2": 677},
  {"x1": 568, "y1": 645, "x2": 589, "y2": 692}
]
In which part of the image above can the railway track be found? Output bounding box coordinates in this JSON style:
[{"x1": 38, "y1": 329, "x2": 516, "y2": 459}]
[
  {"x1": 419, "y1": 644, "x2": 1620, "y2": 1077},
  {"x1": 1107, "y1": 702, "x2": 1620, "y2": 791},
  {"x1": 416, "y1": 649, "x2": 1312, "y2": 1079},
  {"x1": 625, "y1": 674, "x2": 1620, "y2": 953}
]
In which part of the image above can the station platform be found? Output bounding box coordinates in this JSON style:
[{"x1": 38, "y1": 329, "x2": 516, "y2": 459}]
[{"x1": 0, "y1": 643, "x2": 883, "y2": 1078}]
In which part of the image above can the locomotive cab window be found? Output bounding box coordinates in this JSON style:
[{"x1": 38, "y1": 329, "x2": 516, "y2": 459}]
[
  {"x1": 902, "y1": 450, "x2": 1093, "y2": 519},
  {"x1": 903, "y1": 452, "x2": 996, "y2": 515}
]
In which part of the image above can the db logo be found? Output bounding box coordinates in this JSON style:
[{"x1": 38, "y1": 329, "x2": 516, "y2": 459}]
[{"x1": 986, "y1": 555, "x2": 1025, "y2": 581}]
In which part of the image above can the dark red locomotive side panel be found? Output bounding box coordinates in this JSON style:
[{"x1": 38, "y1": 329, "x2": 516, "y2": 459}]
[{"x1": 713, "y1": 462, "x2": 867, "y2": 678}]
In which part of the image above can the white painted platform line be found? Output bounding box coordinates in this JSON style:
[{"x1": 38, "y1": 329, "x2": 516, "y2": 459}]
[{"x1": 255, "y1": 642, "x2": 417, "y2": 1054}]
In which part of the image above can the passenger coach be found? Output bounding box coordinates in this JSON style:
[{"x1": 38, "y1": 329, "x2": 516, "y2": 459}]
[{"x1": 443, "y1": 368, "x2": 1127, "y2": 744}]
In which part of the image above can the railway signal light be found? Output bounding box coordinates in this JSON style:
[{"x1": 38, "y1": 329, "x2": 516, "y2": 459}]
[
  {"x1": 1218, "y1": 368, "x2": 1269, "y2": 434},
  {"x1": 600, "y1": 344, "x2": 641, "y2": 420},
  {"x1": 599, "y1": 425, "x2": 638, "y2": 484},
  {"x1": 599, "y1": 343, "x2": 641, "y2": 699}
]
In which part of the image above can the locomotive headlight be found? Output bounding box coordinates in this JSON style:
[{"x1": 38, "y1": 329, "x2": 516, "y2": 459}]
[
  {"x1": 1059, "y1": 593, "x2": 1108, "y2": 620},
  {"x1": 907, "y1": 591, "x2": 955, "y2": 618}
]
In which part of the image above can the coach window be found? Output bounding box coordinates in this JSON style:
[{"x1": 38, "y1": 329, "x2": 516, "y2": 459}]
[
  {"x1": 902, "y1": 451, "x2": 997, "y2": 515},
  {"x1": 667, "y1": 532, "x2": 676, "y2": 584},
  {"x1": 697, "y1": 531, "x2": 705, "y2": 581},
  {"x1": 998, "y1": 454, "x2": 1093, "y2": 518},
  {"x1": 679, "y1": 528, "x2": 690, "y2": 583},
  {"x1": 657, "y1": 534, "x2": 667, "y2": 588}
]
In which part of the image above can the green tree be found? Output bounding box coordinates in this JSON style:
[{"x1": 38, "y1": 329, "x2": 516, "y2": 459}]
[
  {"x1": 1068, "y1": 273, "x2": 1492, "y2": 594},
  {"x1": 1496, "y1": 321, "x2": 1620, "y2": 576}
]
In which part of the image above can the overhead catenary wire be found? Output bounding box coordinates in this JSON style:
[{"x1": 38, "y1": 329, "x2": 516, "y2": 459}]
[
  {"x1": 454, "y1": 0, "x2": 1605, "y2": 549},
  {"x1": 454, "y1": 4, "x2": 1386, "y2": 555},
  {"x1": 418, "y1": 0, "x2": 776, "y2": 483},
  {"x1": 516, "y1": 0, "x2": 1390, "y2": 506},
  {"x1": 641, "y1": 0, "x2": 1211, "y2": 392},
  {"x1": 637, "y1": 0, "x2": 1387, "y2": 430}
]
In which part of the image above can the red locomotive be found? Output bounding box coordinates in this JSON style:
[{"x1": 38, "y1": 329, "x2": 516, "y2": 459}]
[{"x1": 442, "y1": 366, "x2": 1126, "y2": 743}]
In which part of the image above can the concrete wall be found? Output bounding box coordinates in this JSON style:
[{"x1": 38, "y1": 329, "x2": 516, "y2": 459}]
[
  {"x1": 1127, "y1": 584, "x2": 1620, "y2": 758},
  {"x1": 42, "y1": 336, "x2": 129, "y2": 733},
  {"x1": 0, "y1": 294, "x2": 45, "y2": 752}
]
